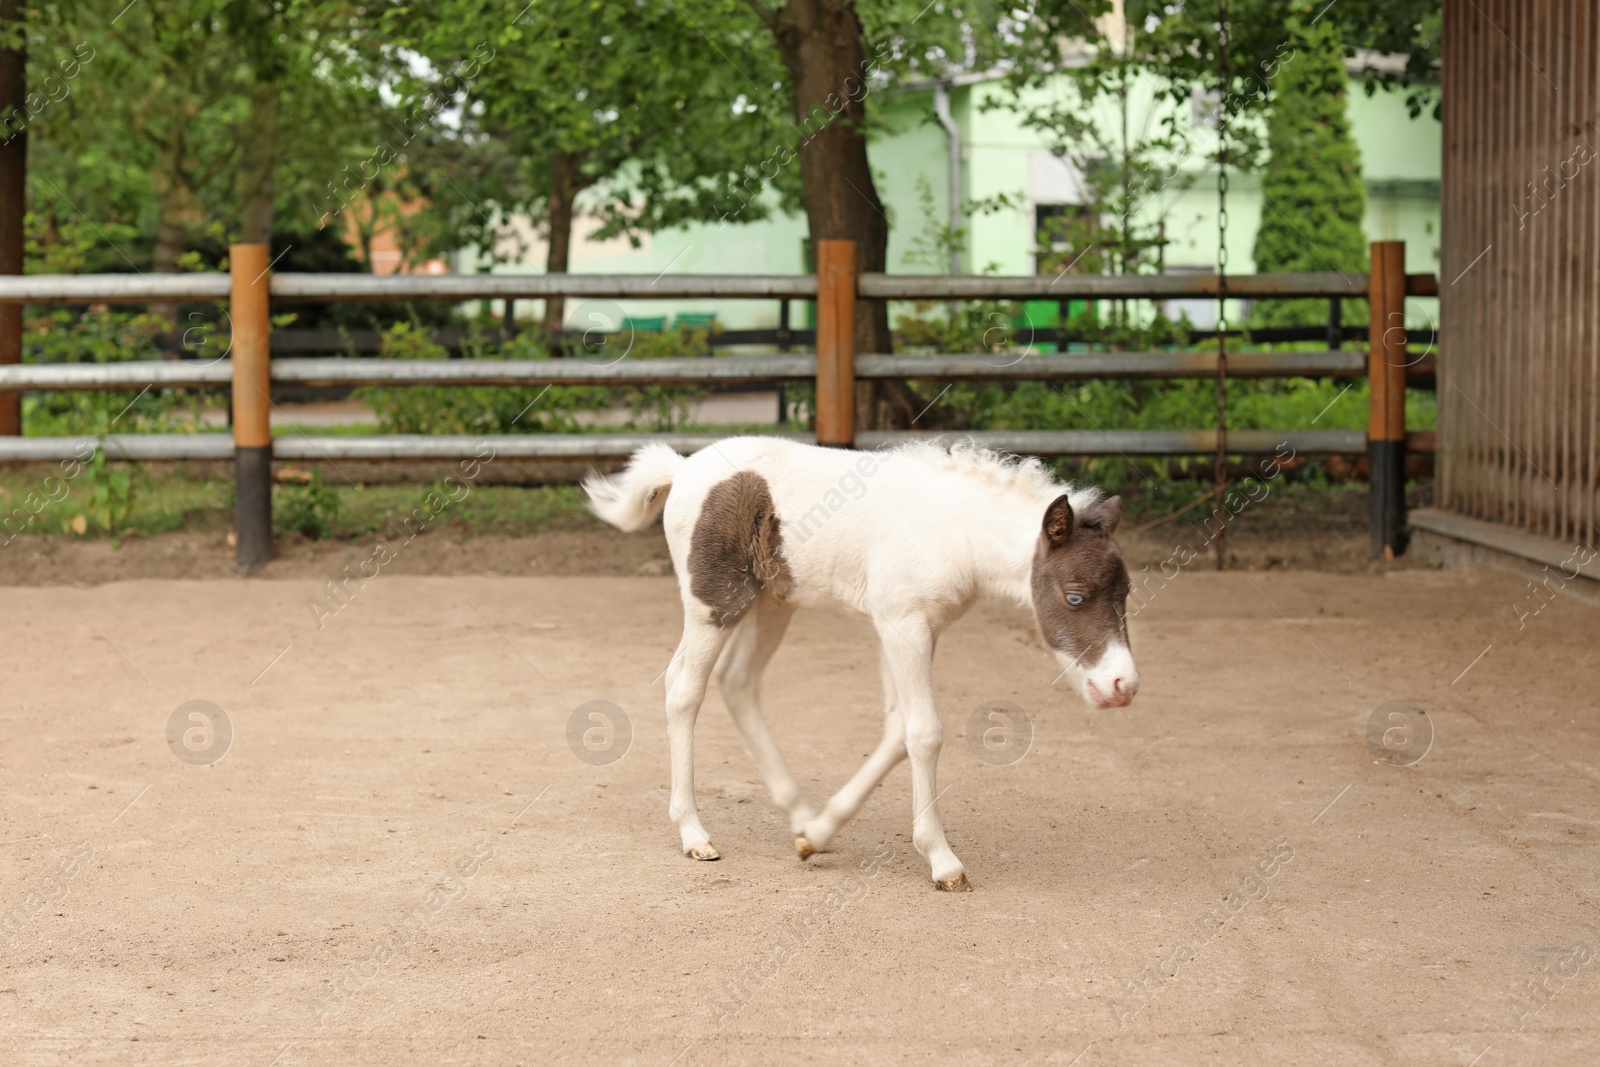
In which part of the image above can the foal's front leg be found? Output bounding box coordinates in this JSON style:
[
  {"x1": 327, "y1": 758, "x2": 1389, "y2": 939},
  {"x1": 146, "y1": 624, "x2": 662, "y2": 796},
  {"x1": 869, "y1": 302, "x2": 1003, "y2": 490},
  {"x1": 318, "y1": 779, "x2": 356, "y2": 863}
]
[
  {"x1": 664, "y1": 614, "x2": 732, "y2": 860},
  {"x1": 878, "y1": 615, "x2": 969, "y2": 891}
]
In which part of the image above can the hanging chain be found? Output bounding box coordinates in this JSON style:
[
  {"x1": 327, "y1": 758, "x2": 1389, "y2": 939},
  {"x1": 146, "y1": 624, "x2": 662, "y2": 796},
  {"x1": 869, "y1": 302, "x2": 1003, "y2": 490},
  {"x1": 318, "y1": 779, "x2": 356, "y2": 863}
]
[{"x1": 1212, "y1": 0, "x2": 1230, "y2": 571}]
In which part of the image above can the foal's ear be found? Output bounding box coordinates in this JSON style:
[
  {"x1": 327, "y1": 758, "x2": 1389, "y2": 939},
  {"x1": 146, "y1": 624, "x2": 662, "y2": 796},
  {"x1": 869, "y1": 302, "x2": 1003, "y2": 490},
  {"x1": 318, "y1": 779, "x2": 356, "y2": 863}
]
[
  {"x1": 1087, "y1": 495, "x2": 1123, "y2": 535},
  {"x1": 1042, "y1": 494, "x2": 1074, "y2": 546}
]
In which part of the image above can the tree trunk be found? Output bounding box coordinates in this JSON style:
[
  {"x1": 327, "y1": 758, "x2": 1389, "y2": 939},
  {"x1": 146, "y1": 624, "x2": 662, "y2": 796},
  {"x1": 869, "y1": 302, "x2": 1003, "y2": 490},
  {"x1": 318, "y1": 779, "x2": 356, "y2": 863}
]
[
  {"x1": 540, "y1": 151, "x2": 581, "y2": 348},
  {"x1": 236, "y1": 78, "x2": 279, "y2": 245},
  {"x1": 769, "y1": 0, "x2": 904, "y2": 429},
  {"x1": 0, "y1": 0, "x2": 26, "y2": 434},
  {"x1": 150, "y1": 134, "x2": 196, "y2": 330}
]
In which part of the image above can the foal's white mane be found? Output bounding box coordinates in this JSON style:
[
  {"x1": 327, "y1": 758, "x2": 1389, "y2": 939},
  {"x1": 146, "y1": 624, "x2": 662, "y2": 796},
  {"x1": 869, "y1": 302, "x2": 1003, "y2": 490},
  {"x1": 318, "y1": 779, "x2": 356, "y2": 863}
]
[{"x1": 889, "y1": 438, "x2": 1103, "y2": 511}]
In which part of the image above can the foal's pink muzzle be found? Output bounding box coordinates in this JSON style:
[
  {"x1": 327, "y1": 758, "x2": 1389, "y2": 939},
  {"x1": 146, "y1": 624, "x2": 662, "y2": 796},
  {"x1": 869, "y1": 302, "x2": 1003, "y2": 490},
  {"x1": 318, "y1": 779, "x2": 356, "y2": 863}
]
[
  {"x1": 1086, "y1": 674, "x2": 1139, "y2": 708},
  {"x1": 1077, "y1": 642, "x2": 1140, "y2": 709}
]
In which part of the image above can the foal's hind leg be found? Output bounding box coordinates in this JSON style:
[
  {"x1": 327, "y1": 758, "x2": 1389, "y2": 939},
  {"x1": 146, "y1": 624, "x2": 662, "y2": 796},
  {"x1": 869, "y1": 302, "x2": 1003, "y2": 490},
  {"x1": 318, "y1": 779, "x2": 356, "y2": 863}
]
[
  {"x1": 796, "y1": 643, "x2": 908, "y2": 858},
  {"x1": 664, "y1": 612, "x2": 734, "y2": 860},
  {"x1": 712, "y1": 598, "x2": 815, "y2": 835}
]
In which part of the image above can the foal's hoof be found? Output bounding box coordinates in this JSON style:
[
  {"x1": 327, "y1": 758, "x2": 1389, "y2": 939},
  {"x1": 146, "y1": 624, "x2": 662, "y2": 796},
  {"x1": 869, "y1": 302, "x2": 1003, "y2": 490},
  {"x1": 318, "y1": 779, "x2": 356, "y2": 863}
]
[
  {"x1": 933, "y1": 872, "x2": 972, "y2": 893},
  {"x1": 688, "y1": 843, "x2": 721, "y2": 861},
  {"x1": 794, "y1": 836, "x2": 816, "y2": 861}
]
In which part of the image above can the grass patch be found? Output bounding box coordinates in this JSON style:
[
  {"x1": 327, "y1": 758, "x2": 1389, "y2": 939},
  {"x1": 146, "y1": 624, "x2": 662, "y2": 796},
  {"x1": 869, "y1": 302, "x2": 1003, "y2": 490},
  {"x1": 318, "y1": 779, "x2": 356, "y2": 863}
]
[
  {"x1": 0, "y1": 464, "x2": 233, "y2": 540},
  {"x1": 0, "y1": 453, "x2": 1379, "y2": 548},
  {"x1": 333, "y1": 482, "x2": 598, "y2": 539},
  {"x1": 0, "y1": 464, "x2": 606, "y2": 543}
]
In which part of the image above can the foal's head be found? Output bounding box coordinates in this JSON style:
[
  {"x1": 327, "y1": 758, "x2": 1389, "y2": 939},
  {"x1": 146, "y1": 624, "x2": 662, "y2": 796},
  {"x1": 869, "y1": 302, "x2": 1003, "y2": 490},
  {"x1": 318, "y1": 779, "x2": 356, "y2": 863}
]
[{"x1": 1030, "y1": 493, "x2": 1139, "y2": 709}]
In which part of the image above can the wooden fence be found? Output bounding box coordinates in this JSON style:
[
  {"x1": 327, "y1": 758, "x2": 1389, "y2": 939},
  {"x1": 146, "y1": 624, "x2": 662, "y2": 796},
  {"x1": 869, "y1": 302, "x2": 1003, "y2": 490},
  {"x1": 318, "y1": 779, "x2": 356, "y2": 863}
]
[
  {"x1": 0, "y1": 239, "x2": 1436, "y2": 568},
  {"x1": 1437, "y1": 0, "x2": 1600, "y2": 549}
]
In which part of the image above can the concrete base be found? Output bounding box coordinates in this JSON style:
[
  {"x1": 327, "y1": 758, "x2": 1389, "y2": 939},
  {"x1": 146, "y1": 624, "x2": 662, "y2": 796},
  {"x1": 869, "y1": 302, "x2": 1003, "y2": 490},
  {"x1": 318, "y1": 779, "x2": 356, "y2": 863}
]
[{"x1": 1409, "y1": 506, "x2": 1600, "y2": 606}]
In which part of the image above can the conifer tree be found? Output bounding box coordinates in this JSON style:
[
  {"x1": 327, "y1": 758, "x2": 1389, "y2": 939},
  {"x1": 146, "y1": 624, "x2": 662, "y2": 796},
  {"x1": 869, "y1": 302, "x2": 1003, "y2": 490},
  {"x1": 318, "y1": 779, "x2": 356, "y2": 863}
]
[{"x1": 1250, "y1": 14, "x2": 1368, "y2": 329}]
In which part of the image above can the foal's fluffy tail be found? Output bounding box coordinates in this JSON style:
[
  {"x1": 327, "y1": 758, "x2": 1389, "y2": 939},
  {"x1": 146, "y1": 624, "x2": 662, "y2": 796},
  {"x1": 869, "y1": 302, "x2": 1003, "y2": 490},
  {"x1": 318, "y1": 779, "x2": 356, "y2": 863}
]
[{"x1": 583, "y1": 444, "x2": 685, "y2": 532}]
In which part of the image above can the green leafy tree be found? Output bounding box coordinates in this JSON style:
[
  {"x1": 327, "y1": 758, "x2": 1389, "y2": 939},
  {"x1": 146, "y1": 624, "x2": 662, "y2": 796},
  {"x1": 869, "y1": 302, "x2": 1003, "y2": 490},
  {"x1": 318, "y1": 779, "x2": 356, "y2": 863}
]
[
  {"x1": 1011, "y1": 1, "x2": 1436, "y2": 241},
  {"x1": 25, "y1": 1, "x2": 389, "y2": 276},
  {"x1": 387, "y1": 1, "x2": 792, "y2": 335},
  {"x1": 1124, "y1": 0, "x2": 1440, "y2": 122},
  {"x1": 1250, "y1": 15, "x2": 1368, "y2": 328}
]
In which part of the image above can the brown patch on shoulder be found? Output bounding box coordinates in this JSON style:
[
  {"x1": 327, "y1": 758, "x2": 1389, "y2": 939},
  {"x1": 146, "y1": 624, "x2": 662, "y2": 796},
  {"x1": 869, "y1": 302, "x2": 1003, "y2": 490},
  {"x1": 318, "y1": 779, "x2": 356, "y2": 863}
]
[{"x1": 688, "y1": 471, "x2": 794, "y2": 627}]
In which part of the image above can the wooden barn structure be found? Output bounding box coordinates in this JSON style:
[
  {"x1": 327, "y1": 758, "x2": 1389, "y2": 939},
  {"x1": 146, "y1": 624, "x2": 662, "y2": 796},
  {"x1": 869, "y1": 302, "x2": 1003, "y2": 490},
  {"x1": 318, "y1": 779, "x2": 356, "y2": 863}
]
[{"x1": 1417, "y1": 0, "x2": 1600, "y2": 584}]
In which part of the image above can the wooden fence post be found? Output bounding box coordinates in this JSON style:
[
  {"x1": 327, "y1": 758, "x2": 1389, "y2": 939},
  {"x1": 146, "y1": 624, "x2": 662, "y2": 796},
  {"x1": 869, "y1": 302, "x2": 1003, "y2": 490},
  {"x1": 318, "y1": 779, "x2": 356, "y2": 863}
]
[
  {"x1": 1367, "y1": 240, "x2": 1408, "y2": 559},
  {"x1": 231, "y1": 243, "x2": 273, "y2": 571},
  {"x1": 814, "y1": 239, "x2": 857, "y2": 448},
  {"x1": 0, "y1": 0, "x2": 24, "y2": 436}
]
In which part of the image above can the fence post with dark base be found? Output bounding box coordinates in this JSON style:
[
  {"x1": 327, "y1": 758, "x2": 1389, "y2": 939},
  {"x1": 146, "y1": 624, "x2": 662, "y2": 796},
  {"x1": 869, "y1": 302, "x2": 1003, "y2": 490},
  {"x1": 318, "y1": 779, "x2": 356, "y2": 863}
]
[
  {"x1": 0, "y1": 0, "x2": 25, "y2": 436},
  {"x1": 814, "y1": 239, "x2": 857, "y2": 448},
  {"x1": 231, "y1": 243, "x2": 273, "y2": 572},
  {"x1": 1367, "y1": 240, "x2": 1408, "y2": 560}
]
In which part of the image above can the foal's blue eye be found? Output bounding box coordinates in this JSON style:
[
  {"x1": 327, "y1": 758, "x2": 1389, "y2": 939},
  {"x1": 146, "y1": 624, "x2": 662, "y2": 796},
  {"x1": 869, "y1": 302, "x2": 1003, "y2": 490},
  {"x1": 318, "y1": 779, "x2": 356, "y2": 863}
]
[{"x1": 1065, "y1": 592, "x2": 1085, "y2": 607}]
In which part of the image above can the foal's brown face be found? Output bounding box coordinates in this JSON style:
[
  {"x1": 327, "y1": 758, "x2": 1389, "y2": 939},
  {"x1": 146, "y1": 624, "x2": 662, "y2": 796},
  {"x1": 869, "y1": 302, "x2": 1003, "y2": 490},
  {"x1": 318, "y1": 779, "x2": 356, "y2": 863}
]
[{"x1": 1030, "y1": 494, "x2": 1139, "y2": 708}]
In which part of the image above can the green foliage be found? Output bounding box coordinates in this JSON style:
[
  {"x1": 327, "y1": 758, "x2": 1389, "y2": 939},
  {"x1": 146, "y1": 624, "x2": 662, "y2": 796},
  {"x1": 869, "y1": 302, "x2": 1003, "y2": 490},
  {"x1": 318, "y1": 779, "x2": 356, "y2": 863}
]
[
  {"x1": 21, "y1": 307, "x2": 204, "y2": 436},
  {"x1": 60, "y1": 410, "x2": 148, "y2": 540},
  {"x1": 357, "y1": 324, "x2": 570, "y2": 437},
  {"x1": 863, "y1": 0, "x2": 1108, "y2": 84},
  {"x1": 275, "y1": 470, "x2": 342, "y2": 540},
  {"x1": 1108, "y1": 1, "x2": 1441, "y2": 122},
  {"x1": 357, "y1": 322, "x2": 717, "y2": 436},
  {"x1": 1250, "y1": 16, "x2": 1369, "y2": 328},
  {"x1": 605, "y1": 327, "x2": 715, "y2": 431},
  {"x1": 80, "y1": 450, "x2": 138, "y2": 538},
  {"x1": 889, "y1": 300, "x2": 1202, "y2": 433},
  {"x1": 23, "y1": 0, "x2": 405, "y2": 270},
  {"x1": 384, "y1": 0, "x2": 793, "y2": 265}
]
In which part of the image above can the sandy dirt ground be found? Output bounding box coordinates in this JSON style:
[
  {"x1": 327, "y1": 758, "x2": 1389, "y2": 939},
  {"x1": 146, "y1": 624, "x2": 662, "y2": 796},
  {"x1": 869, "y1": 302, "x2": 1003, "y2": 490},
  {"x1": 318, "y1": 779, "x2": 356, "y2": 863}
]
[{"x1": 2, "y1": 563, "x2": 1598, "y2": 1065}]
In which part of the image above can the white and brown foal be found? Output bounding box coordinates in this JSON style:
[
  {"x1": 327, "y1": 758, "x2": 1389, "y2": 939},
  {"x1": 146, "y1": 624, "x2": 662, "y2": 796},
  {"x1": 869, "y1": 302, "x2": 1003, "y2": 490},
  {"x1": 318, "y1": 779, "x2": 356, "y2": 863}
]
[{"x1": 584, "y1": 437, "x2": 1137, "y2": 891}]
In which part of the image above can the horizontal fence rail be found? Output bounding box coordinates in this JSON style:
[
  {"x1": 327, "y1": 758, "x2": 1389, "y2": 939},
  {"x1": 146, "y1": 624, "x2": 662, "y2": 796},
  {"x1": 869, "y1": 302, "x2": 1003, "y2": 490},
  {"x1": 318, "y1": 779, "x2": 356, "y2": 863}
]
[
  {"x1": 0, "y1": 350, "x2": 1439, "y2": 391},
  {"x1": 0, "y1": 273, "x2": 818, "y2": 303},
  {"x1": 269, "y1": 274, "x2": 821, "y2": 302},
  {"x1": 0, "y1": 428, "x2": 1437, "y2": 464},
  {"x1": 0, "y1": 362, "x2": 234, "y2": 389},
  {"x1": 858, "y1": 271, "x2": 1370, "y2": 300},
  {"x1": 0, "y1": 270, "x2": 1444, "y2": 305},
  {"x1": 258, "y1": 323, "x2": 1431, "y2": 357},
  {"x1": 0, "y1": 238, "x2": 1437, "y2": 568},
  {"x1": 0, "y1": 274, "x2": 234, "y2": 303}
]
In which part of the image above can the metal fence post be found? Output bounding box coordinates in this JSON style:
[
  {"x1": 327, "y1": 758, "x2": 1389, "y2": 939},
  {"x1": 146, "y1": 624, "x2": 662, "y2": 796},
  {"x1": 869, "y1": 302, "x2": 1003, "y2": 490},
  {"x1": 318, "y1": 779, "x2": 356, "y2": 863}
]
[
  {"x1": 1367, "y1": 240, "x2": 1408, "y2": 559},
  {"x1": 231, "y1": 243, "x2": 273, "y2": 571},
  {"x1": 814, "y1": 239, "x2": 857, "y2": 448}
]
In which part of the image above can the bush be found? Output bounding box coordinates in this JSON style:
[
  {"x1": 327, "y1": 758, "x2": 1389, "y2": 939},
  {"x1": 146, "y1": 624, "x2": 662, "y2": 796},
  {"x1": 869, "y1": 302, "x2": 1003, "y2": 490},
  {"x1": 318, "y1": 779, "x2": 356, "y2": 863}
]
[
  {"x1": 358, "y1": 321, "x2": 716, "y2": 434},
  {"x1": 22, "y1": 307, "x2": 206, "y2": 436},
  {"x1": 275, "y1": 470, "x2": 343, "y2": 540}
]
